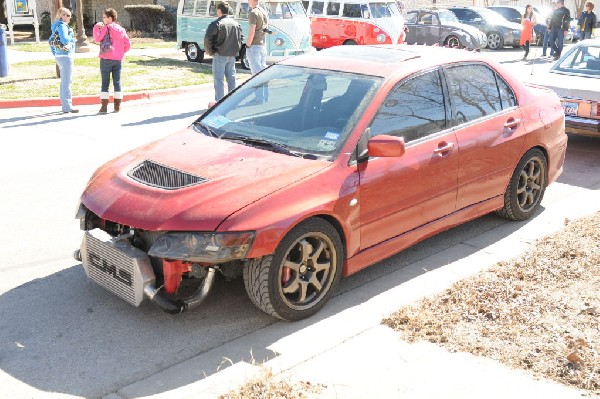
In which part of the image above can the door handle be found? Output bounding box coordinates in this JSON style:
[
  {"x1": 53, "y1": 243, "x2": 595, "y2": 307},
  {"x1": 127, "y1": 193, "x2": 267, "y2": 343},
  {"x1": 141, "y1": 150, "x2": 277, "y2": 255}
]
[
  {"x1": 433, "y1": 142, "x2": 455, "y2": 157},
  {"x1": 504, "y1": 117, "x2": 521, "y2": 131}
]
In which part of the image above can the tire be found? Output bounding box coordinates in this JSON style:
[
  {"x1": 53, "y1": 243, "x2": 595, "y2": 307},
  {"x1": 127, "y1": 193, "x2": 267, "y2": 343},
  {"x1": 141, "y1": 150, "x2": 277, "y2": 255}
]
[
  {"x1": 185, "y1": 42, "x2": 204, "y2": 63},
  {"x1": 486, "y1": 31, "x2": 504, "y2": 50},
  {"x1": 243, "y1": 218, "x2": 343, "y2": 321},
  {"x1": 496, "y1": 148, "x2": 547, "y2": 221},
  {"x1": 444, "y1": 35, "x2": 461, "y2": 48},
  {"x1": 343, "y1": 40, "x2": 357, "y2": 45},
  {"x1": 238, "y1": 45, "x2": 250, "y2": 70}
]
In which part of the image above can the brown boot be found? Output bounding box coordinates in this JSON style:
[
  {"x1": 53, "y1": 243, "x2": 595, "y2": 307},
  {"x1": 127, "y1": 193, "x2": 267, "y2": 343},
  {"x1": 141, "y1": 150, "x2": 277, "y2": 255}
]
[
  {"x1": 98, "y1": 99, "x2": 109, "y2": 114},
  {"x1": 114, "y1": 99, "x2": 121, "y2": 113}
]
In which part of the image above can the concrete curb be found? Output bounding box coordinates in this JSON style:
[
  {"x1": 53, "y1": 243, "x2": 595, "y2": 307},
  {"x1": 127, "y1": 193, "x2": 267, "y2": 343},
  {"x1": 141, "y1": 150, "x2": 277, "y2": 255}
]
[{"x1": 0, "y1": 85, "x2": 208, "y2": 109}]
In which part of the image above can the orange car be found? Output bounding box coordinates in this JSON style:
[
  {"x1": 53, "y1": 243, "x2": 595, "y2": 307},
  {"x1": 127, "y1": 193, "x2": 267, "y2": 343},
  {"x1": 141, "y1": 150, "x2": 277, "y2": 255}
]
[{"x1": 75, "y1": 45, "x2": 567, "y2": 320}]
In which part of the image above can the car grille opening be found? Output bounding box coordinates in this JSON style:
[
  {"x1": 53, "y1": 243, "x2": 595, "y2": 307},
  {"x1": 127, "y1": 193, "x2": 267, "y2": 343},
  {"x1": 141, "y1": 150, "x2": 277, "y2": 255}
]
[{"x1": 127, "y1": 160, "x2": 207, "y2": 190}]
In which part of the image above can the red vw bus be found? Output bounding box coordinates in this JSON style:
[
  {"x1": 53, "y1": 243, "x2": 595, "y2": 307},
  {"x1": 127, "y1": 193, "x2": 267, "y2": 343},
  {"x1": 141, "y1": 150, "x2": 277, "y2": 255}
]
[{"x1": 303, "y1": 0, "x2": 406, "y2": 49}]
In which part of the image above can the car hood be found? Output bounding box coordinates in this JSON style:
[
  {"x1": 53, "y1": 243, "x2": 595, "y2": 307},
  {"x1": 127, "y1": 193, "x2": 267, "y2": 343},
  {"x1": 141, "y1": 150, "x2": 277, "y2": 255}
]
[{"x1": 81, "y1": 127, "x2": 331, "y2": 231}]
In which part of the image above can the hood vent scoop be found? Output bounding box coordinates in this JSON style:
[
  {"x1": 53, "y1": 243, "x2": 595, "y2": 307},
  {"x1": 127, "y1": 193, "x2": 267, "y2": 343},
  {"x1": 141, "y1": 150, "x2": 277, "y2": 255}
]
[{"x1": 128, "y1": 160, "x2": 207, "y2": 190}]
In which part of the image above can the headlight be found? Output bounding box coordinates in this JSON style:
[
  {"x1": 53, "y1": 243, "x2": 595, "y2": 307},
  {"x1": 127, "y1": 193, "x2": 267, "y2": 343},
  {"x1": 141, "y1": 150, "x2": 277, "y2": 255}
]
[
  {"x1": 376, "y1": 33, "x2": 386, "y2": 43},
  {"x1": 149, "y1": 232, "x2": 255, "y2": 263},
  {"x1": 274, "y1": 38, "x2": 285, "y2": 47}
]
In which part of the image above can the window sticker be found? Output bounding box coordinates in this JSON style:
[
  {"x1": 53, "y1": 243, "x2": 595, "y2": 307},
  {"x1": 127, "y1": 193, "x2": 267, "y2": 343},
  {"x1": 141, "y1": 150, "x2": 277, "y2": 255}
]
[
  {"x1": 203, "y1": 114, "x2": 230, "y2": 129},
  {"x1": 317, "y1": 139, "x2": 337, "y2": 151},
  {"x1": 324, "y1": 131, "x2": 340, "y2": 140}
]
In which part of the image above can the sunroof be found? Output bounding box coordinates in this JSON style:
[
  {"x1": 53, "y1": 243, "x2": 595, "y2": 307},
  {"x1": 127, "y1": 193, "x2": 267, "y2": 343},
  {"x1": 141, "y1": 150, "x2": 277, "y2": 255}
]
[{"x1": 315, "y1": 46, "x2": 420, "y2": 63}]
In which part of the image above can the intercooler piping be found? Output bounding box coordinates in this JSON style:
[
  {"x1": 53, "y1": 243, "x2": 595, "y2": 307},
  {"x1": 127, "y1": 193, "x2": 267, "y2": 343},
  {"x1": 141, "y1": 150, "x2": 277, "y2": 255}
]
[{"x1": 143, "y1": 268, "x2": 217, "y2": 315}]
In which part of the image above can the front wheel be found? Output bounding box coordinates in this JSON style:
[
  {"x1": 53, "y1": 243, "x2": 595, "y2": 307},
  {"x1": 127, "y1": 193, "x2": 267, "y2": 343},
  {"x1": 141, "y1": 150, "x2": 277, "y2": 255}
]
[
  {"x1": 185, "y1": 42, "x2": 204, "y2": 63},
  {"x1": 243, "y1": 218, "x2": 343, "y2": 321},
  {"x1": 444, "y1": 35, "x2": 462, "y2": 48},
  {"x1": 496, "y1": 148, "x2": 547, "y2": 221},
  {"x1": 487, "y1": 31, "x2": 504, "y2": 50}
]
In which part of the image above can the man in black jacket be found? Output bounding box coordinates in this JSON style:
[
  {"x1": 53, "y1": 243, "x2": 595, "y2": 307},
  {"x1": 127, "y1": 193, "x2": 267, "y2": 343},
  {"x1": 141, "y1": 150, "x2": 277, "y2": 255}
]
[
  {"x1": 548, "y1": 0, "x2": 571, "y2": 60},
  {"x1": 204, "y1": 2, "x2": 243, "y2": 101}
]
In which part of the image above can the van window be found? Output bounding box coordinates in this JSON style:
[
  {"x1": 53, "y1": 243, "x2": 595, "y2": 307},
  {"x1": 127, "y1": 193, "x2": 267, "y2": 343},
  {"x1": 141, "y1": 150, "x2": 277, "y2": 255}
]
[
  {"x1": 327, "y1": 2, "x2": 340, "y2": 15},
  {"x1": 240, "y1": 2, "x2": 250, "y2": 18},
  {"x1": 288, "y1": 1, "x2": 307, "y2": 16},
  {"x1": 343, "y1": 3, "x2": 362, "y2": 18},
  {"x1": 208, "y1": 0, "x2": 218, "y2": 16},
  {"x1": 182, "y1": 0, "x2": 196, "y2": 15},
  {"x1": 267, "y1": 2, "x2": 293, "y2": 19},
  {"x1": 310, "y1": 1, "x2": 324, "y2": 14},
  {"x1": 369, "y1": 2, "x2": 392, "y2": 18}
]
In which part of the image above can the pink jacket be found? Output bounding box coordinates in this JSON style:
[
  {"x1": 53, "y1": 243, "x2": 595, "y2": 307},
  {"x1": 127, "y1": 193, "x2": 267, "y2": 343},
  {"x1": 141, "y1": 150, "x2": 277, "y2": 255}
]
[{"x1": 93, "y1": 23, "x2": 131, "y2": 61}]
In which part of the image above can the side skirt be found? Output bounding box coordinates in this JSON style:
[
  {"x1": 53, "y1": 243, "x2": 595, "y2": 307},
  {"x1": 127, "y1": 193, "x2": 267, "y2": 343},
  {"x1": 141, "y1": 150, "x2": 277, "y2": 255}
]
[{"x1": 343, "y1": 196, "x2": 504, "y2": 276}]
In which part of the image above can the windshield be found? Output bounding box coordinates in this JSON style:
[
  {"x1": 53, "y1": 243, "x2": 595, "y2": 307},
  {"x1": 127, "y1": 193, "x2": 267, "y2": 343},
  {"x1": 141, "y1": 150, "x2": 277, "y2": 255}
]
[
  {"x1": 478, "y1": 8, "x2": 510, "y2": 24},
  {"x1": 197, "y1": 65, "x2": 381, "y2": 160},
  {"x1": 369, "y1": 2, "x2": 396, "y2": 18},
  {"x1": 264, "y1": 1, "x2": 306, "y2": 18},
  {"x1": 553, "y1": 44, "x2": 600, "y2": 77},
  {"x1": 438, "y1": 10, "x2": 459, "y2": 23}
]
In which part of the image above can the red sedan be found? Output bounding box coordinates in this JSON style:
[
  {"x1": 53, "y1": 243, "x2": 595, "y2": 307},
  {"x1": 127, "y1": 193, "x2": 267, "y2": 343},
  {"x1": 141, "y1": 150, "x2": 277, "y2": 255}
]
[{"x1": 75, "y1": 45, "x2": 567, "y2": 320}]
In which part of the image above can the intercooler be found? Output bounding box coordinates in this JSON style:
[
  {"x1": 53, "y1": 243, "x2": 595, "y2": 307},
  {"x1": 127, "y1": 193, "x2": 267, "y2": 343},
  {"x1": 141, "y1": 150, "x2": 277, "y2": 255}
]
[{"x1": 81, "y1": 228, "x2": 156, "y2": 306}]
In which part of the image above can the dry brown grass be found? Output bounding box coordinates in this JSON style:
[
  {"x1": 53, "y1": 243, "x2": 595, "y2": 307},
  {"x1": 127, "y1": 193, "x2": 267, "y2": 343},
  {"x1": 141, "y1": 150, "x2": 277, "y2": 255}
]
[
  {"x1": 384, "y1": 211, "x2": 600, "y2": 394},
  {"x1": 219, "y1": 366, "x2": 325, "y2": 399}
]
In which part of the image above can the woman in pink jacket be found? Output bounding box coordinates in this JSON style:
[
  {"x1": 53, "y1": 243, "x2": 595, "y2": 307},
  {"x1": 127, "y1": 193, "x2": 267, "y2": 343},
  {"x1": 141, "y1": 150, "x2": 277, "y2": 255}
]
[{"x1": 93, "y1": 8, "x2": 131, "y2": 113}]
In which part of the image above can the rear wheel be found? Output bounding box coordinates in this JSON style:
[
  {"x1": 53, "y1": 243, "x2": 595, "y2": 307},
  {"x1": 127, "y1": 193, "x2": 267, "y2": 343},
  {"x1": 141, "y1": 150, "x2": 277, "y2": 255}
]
[
  {"x1": 444, "y1": 35, "x2": 462, "y2": 48},
  {"x1": 243, "y1": 218, "x2": 343, "y2": 321},
  {"x1": 487, "y1": 31, "x2": 504, "y2": 50},
  {"x1": 185, "y1": 43, "x2": 204, "y2": 63},
  {"x1": 496, "y1": 148, "x2": 547, "y2": 221}
]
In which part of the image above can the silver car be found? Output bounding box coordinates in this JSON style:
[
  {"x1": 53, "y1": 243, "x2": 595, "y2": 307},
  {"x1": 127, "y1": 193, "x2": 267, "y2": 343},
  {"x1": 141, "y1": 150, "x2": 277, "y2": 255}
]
[{"x1": 448, "y1": 7, "x2": 522, "y2": 50}]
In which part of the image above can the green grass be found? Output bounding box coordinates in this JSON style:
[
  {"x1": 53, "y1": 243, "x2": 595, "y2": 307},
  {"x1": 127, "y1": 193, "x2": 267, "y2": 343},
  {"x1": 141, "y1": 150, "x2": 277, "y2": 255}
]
[
  {"x1": 10, "y1": 39, "x2": 178, "y2": 52},
  {"x1": 0, "y1": 56, "x2": 214, "y2": 99},
  {"x1": 11, "y1": 42, "x2": 50, "y2": 52}
]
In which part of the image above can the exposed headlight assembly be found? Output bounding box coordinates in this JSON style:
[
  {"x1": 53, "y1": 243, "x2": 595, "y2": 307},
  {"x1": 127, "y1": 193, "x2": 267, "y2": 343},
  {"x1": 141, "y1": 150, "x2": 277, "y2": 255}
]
[{"x1": 149, "y1": 232, "x2": 255, "y2": 263}]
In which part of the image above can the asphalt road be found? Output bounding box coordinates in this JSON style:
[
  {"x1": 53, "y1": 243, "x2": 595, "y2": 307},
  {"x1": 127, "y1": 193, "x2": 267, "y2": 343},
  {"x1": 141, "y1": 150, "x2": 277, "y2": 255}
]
[{"x1": 1, "y1": 44, "x2": 598, "y2": 399}]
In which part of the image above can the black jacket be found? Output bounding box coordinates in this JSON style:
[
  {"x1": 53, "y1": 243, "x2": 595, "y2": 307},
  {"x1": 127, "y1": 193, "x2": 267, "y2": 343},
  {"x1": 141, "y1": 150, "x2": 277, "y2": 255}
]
[
  {"x1": 204, "y1": 16, "x2": 243, "y2": 57},
  {"x1": 578, "y1": 11, "x2": 597, "y2": 33},
  {"x1": 550, "y1": 7, "x2": 571, "y2": 31}
]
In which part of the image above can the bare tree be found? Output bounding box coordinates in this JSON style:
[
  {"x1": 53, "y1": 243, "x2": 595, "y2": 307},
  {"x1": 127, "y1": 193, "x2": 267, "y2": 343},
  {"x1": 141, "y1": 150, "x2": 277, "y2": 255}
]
[{"x1": 573, "y1": 0, "x2": 586, "y2": 20}]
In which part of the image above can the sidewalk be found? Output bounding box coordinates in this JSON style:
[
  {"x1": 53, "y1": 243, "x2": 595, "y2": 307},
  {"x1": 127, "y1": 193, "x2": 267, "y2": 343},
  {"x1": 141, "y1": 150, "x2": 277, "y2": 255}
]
[{"x1": 1, "y1": 44, "x2": 198, "y2": 109}]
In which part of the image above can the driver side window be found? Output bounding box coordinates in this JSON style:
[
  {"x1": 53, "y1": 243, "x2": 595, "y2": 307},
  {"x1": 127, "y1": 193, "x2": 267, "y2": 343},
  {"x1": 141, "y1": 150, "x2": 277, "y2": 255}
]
[{"x1": 369, "y1": 70, "x2": 447, "y2": 143}]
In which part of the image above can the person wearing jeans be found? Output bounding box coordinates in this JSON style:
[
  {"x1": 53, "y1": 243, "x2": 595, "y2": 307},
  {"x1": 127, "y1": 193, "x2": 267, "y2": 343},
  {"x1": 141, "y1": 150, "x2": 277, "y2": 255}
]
[
  {"x1": 577, "y1": 2, "x2": 597, "y2": 40},
  {"x1": 93, "y1": 8, "x2": 131, "y2": 113},
  {"x1": 49, "y1": 7, "x2": 78, "y2": 113},
  {"x1": 245, "y1": 0, "x2": 269, "y2": 103},
  {"x1": 204, "y1": 2, "x2": 243, "y2": 101},
  {"x1": 548, "y1": 0, "x2": 570, "y2": 60}
]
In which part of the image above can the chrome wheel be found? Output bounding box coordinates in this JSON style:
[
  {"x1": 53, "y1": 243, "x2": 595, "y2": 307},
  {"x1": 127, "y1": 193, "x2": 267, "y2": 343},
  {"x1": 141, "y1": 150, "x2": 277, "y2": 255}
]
[
  {"x1": 516, "y1": 158, "x2": 543, "y2": 213},
  {"x1": 445, "y1": 35, "x2": 461, "y2": 48},
  {"x1": 487, "y1": 32, "x2": 503, "y2": 50},
  {"x1": 185, "y1": 43, "x2": 203, "y2": 62}
]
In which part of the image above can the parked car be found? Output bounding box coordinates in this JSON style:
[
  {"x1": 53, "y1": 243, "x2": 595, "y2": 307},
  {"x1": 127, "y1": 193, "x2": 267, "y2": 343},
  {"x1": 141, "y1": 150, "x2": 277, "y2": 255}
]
[
  {"x1": 403, "y1": 8, "x2": 487, "y2": 50},
  {"x1": 531, "y1": 38, "x2": 600, "y2": 137},
  {"x1": 75, "y1": 45, "x2": 567, "y2": 321},
  {"x1": 448, "y1": 7, "x2": 522, "y2": 50},
  {"x1": 486, "y1": 5, "x2": 547, "y2": 45}
]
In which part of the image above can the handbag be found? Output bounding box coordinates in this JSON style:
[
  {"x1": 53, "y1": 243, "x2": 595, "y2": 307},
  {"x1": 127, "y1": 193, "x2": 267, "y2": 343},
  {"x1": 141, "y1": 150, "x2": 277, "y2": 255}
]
[
  {"x1": 99, "y1": 26, "x2": 113, "y2": 54},
  {"x1": 50, "y1": 30, "x2": 70, "y2": 52}
]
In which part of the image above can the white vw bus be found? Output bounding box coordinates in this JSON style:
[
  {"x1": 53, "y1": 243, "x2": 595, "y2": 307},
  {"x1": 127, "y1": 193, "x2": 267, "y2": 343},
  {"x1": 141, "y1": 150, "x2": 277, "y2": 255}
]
[{"x1": 177, "y1": 0, "x2": 315, "y2": 67}]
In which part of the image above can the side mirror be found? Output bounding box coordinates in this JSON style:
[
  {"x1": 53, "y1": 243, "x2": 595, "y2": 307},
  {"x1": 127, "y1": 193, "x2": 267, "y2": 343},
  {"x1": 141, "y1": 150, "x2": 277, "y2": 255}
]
[{"x1": 367, "y1": 135, "x2": 406, "y2": 158}]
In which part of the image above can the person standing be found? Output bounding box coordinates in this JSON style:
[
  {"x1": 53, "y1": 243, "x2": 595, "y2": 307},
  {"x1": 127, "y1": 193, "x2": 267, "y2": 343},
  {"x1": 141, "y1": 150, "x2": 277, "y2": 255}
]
[
  {"x1": 548, "y1": 0, "x2": 571, "y2": 61},
  {"x1": 93, "y1": 8, "x2": 131, "y2": 113},
  {"x1": 520, "y1": 5, "x2": 536, "y2": 60},
  {"x1": 204, "y1": 2, "x2": 243, "y2": 102},
  {"x1": 577, "y1": 1, "x2": 597, "y2": 40},
  {"x1": 542, "y1": 0, "x2": 558, "y2": 58},
  {"x1": 245, "y1": 0, "x2": 268, "y2": 103},
  {"x1": 49, "y1": 7, "x2": 78, "y2": 114}
]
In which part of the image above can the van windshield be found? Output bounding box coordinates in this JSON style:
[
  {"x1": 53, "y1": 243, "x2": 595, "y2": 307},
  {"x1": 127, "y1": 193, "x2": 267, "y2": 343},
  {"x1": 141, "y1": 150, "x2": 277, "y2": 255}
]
[
  {"x1": 369, "y1": 2, "x2": 396, "y2": 18},
  {"x1": 264, "y1": 1, "x2": 307, "y2": 18}
]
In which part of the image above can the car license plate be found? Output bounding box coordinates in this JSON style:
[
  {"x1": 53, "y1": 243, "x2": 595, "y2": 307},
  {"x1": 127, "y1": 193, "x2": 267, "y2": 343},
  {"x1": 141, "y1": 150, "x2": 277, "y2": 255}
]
[{"x1": 562, "y1": 101, "x2": 579, "y2": 116}]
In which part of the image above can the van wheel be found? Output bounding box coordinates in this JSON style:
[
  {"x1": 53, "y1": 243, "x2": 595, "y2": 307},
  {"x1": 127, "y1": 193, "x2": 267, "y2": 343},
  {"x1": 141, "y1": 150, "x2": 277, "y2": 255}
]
[
  {"x1": 496, "y1": 148, "x2": 547, "y2": 221},
  {"x1": 185, "y1": 43, "x2": 204, "y2": 63},
  {"x1": 243, "y1": 218, "x2": 343, "y2": 321},
  {"x1": 343, "y1": 40, "x2": 357, "y2": 45},
  {"x1": 238, "y1": 46, "x2": 250, "y2": 70}
]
